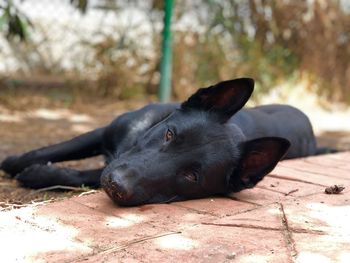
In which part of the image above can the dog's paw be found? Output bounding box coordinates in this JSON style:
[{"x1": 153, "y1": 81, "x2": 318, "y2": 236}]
[
  {"x1": 15, "y1": 164, "x2": 79, "y2": 189},
  {"x1": 15, "y1": 164, "x2": 57, "y2": 189},
  {"x1": 1, "y1": 155, "x2": 21, "y2": 177}
]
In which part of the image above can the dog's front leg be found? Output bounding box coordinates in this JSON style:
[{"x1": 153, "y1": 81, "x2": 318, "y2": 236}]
[
  {"x1": 1, "y1": 127, "x2": 106, "y2": 177},
  {"x1": 15, "y1": 165, "x2": 103, "y2": 189}
]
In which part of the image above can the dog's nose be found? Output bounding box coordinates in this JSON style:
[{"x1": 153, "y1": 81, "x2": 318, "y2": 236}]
[{"x1": 101, "y1": 171, "x2": 133, "y2": 203}]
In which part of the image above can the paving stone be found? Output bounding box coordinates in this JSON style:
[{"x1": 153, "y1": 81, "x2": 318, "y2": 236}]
[
  {"x1": 1, "y1": 152, "x2": 350, "y2": 262},
  {"x1": 305, "y1": 157, "x2": 350, "y2": 171},
  {"x1": 35, "y1": 198, "x2": 219, "y2": 260},
  {"x1": 278, "y1": 190, "x2": 350, "y2": 262},
  {"x1": 229, "y1": 186, "x2": 290, "y2": 206},
  {"x1": 0, "y1": 205, "x2": 92, "y2": 262},
  {"x1": 71, "y1": 192, "x2": 220, "y2": 229},
  {"x1": 280, "y1": 159, "x2": 350, "y2": 180},
  {"x1": 305, "y1": 156, "x2": 350, "y2": 170},
  {"x1": 0, "y1": 198, "x2": 205, "y2": 262},
  {"x1": 281, "y1": 191, "x2": 350, "y2": 237},
  {"x1": 81, "y1": 224, "x2": 291, "y2": 263},
  {"x1": 328, "y1": 151, "x2": 350, "y2": 160},
  {"x1": 206, "y1": 203, "x2": 285, "y2": 232},
  {"x1": 172, "y1": 196, "x2": 257, "y2": 217},
  {"x1": 272, "y1": 165, "x2": 350, "y2": 186},
  {"x1": 294, "y1": 153, "x2": 350, "y2": 171},
  {"x1": 256, "y1": 175, "x2": 325, "y2": 198},
  {"x1": 294, "y1": 233, "x2": 350, "y2": 263}
]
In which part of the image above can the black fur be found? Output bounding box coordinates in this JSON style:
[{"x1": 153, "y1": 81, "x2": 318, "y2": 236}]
[{"x1": 1, "y1": 78, "x2": 318, "y2": 206}]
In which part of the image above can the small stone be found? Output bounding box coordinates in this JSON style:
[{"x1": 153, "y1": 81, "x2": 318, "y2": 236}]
[
  {"x1": 325, "y1": 185, "x2": 345, "y2": 195},
  {"x1": 226, "y1": 253, "x2": 236, "y2": 260}
]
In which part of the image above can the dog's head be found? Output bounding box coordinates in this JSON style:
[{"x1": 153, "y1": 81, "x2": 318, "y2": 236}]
[{"x1": 101, "y1": 78, "x2": 290, "y2": 206}]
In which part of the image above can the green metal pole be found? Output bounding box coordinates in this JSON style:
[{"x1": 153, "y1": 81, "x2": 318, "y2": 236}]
[{"x1": 158, "y1": 0, "x2": 173, "y2": 102}]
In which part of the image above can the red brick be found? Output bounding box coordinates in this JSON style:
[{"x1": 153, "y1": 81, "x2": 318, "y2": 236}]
[
  {"x1": 208, "y1": 203, "x2": 286, "y2": 231},
  {"x1": 81, "y1": 224, "x2": 291, "y2": 263},
  {"x1": 72, "y1": 192, "x2": 219, "y2": 229},
  {"x1": 229, "y1": 187, "x2": 289, "y2": 206},
  {"x1": 272, "y1": 165, "x2": 350, "y2": 186},
  {"x1": 1, "y1": 152, "x2": 350, "y2": 262},
  {"x1": 173, "y1": 197, "x2": 257, "y2": 217},
  {"x1": 280, "y1": 159, "x2": 350, "y2": 180},
  {"x1": 257, "y1": 175, "x2": 325, "y2": 198},
  {"x1": 281, "y1": 192, "x2": 350, "y2": 237},
  {"x1": 0, "y1": 205, "x2": 92, "y2": 262},
  {"x1": 299, "y1": 154, "x2": 350, "y2": 170},
  {"x1": 294, "y1": 233, "x2": 350, "y2": 262}
]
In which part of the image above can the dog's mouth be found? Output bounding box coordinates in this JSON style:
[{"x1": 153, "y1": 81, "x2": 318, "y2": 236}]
[
  {"x1": 145, "y1": 194, "x2": 181, "y2": 205},
  {"x1": 101, "y1": 174, "x2": 182, "y2": 206}
]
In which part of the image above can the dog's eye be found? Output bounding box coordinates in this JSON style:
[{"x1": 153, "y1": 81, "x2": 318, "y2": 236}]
[
  {"x1": 184, "y1": 171, "x2": 198, "y2": 182},
  {"x1": 178, "y1": 164, "x2": 201, "y2": 183},
  {"x1": 165, "y1": 129, "x2": 174, "y2": 142}
]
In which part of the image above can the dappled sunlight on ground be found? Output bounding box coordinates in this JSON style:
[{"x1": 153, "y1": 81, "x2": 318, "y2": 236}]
[
  {"x1": 105, "y1": 215, "x2": 137, "y2": 228},
  {"x1": 0, "y1": 195, "x2": 209, "y2": 261},
  {"x1": 280, "y1": 193, "x2": 350, "y2": 263},
  {"x1": 0, "y1": 177, "x2": 349, "y2": 261},
  {"x1": 70, "y1": 123, "x2": 95, "y2": 133},
  {"x1": 0, "y1": 112, "x2": 23, "y2": 122},
  {"x1": 296, "y1": 240, "x2": 350, "y2": 263},
  {"x1": 33, "y1": 108, "x2": 92, "y2": 123},
  {"x1": 105, "y1": 213, "x2": 145, "y2": 228},
  {"x1": 118, "y1": 213, "x2": 146, "y2": 223},
  {"x1": 0, "y1": 107, "x2": 93, "y2": 124},
  {"x1": 154, "y1": 234, "x2": 199, "y2": 250},
  {"x1": 237, "y1": 254, "x2": 275, "y2": 263},
  {"x1": 297, "y1": 252, "x2": 334, "y2": 263},
  {"x1": 305, "y1": 202, "x2": 350, "y2": 239},
  {"x1": 0, "y1": 206, "x2": 91, "y2": 262},
  {"x1": 267, "y1": 207, "x2": 280, "y2": 215},
  {"x1": 339, "y1": 252, "x2": 350, "y2": 262}
]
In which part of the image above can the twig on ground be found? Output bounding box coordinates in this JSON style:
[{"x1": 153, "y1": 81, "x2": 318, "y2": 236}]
[
  {"x1": 101, "y1": 231, "x2": 182, "y2": 254},
  {"x1": 0, "y1": 199, "x2": 54, "y2": 212},
  {"x1": 285, "y1": 189, "x2": 299, "y2": 196},
  {"x1": 78, "y1": 189, "x2": 98, "y2": 197},
  {"x1": 27, "y1": 185, "x2": 90, "y2": 195}
]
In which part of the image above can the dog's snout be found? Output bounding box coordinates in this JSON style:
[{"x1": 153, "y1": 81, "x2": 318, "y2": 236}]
[
  {"x1": 110, "y1": 174, "x2": 131, "y2": 199},
  {"x1": 101, "y1": 169, "x2": 135, "y2": 204}
]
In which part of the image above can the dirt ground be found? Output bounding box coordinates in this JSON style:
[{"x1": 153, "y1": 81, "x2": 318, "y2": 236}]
[
  {"x1": 0, "y1": 94, "x2": 148, "y2": 209},
  {"x1": 1, "y1": 94, "x2": 350, "y2": 209}
]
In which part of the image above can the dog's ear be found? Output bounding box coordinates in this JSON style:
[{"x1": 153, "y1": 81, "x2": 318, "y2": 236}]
[
  {"x1": 181, "y1": 78, "x2": 254, "y2": 122},
  {"x1": 229, "y1": 137, "x2": 290, "y2": 192}
]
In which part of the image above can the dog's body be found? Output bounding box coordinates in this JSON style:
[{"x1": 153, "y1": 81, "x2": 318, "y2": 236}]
[{"x1": 1, "y1": 78, "x2": 318, "y2": 206}]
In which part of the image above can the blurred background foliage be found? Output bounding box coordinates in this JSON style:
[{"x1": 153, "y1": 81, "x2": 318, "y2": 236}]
[{"x1": 0, "y1": 0, "x2": 350, "y2": 104}]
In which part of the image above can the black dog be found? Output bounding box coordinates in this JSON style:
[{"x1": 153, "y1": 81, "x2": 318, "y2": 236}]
[{"x1": 1, "y1": 78, "x2": 318, "y2": 206}]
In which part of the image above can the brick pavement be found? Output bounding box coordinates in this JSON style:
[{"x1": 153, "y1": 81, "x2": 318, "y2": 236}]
[{"x1": 1, "y1": 152, "x2": 349, "y2": 262}]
